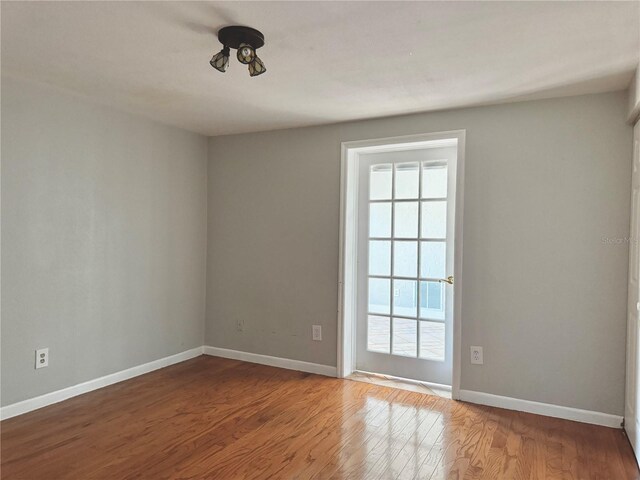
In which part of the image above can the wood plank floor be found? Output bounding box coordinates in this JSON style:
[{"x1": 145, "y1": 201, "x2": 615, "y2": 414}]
[{"x1": 1, "y1": 356, "x2": 638, "y2": 479}]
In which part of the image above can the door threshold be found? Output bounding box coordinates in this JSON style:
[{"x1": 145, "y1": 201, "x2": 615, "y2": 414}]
[{"x1": 347, "y1": 370, "x2": 452, "y2": 399}]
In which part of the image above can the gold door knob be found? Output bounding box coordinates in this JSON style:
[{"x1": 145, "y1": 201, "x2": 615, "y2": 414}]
[{"x1": 439, "y1": 276, "x2": 454, "y2": 285}]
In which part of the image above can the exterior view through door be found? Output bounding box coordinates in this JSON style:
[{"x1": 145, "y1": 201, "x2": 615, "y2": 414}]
[{"x1": 354, "y1": 139, "x2": 458, "y2": 386}]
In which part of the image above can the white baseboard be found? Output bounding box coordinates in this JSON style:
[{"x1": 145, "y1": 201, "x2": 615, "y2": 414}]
[
  {"x1": 458, "y1": 389, "x2": 623, "y2": 428},
  {"x1": 1, "y1": 346, "x2": 204, "y2": 421},
  {"x1": 203, "y1": 346, "x2": 337, "y2": 377},
  {"x1": 4, "y1": 349, "x2": 616, "y2": 429}
]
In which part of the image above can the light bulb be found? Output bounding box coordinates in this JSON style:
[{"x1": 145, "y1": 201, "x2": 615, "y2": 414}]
[{"x1": 237, "y1": 43, "x2": 255, "y2": 64}]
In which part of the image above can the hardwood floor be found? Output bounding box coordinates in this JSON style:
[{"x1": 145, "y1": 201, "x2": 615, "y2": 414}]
[{"x1": 1, "y1": 356, "x2": 638, "y2": 479}]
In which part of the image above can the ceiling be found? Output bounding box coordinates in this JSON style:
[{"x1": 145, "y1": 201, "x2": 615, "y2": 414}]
[{"x1": 2, "y1": 1, "x2": 639, "y2": 136}]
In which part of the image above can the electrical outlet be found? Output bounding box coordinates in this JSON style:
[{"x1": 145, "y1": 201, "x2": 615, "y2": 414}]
[
  {"x1": 312, "y1": 325, "x2": 322, "y2": 341},
  {"x1": 470, "y1": 346, "x2": 483, "y2": 365},
  {"x1": 237, "y1": 319, "x2": 244, "y2": 332},
  {"x1": 35, "y1": 348, "x2": 49, "y2": 369}
]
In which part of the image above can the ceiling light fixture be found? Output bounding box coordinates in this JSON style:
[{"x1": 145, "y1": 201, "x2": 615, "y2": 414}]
[
  {"x1": 210, "y1": 46, "x2": 230, "y2": 73},
  {"x1": 210, "y1": 26, "x2": 266, "y2": 77}
]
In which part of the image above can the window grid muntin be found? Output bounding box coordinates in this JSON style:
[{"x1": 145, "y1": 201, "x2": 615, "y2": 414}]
[{"x1": 366, "y1": 159, "x2": 448, "y2": 359}]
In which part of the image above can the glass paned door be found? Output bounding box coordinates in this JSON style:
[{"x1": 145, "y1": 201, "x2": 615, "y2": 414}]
[{"x1": 356, "y1": 146, "x2": 457, "y2": 385}]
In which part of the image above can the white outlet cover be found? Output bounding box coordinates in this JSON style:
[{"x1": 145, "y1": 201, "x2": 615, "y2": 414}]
[
  {"x1": 35, "y1": 348, "x2": 49, "y2": 369},
  {"x1": 470, "y1": 346, "x2": 483, "y2": 365},
  {"x1": 312, "y1": 325, "x2": 322, "y2": 341}
]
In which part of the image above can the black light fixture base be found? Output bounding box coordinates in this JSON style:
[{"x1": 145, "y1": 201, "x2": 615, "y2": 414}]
[{"x1": 218, "y1": 26, "x2": 265, "y2": 50}]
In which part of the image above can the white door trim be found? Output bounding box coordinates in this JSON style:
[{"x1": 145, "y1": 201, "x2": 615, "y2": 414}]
[
  {"x1": 337, "y1": 130, "x2": 466, "y2": 400},
  {"x1": 625, "y1": 120, "x2": 640, "y2": 463}
]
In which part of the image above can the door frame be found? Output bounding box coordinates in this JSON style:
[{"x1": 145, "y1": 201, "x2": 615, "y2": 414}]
[
  {"x1": 625, "y1": 120, "x2": 640, "y2": 462},
  {"x1": 337, "y1": 130, "x2": 466, "y2": 399}
]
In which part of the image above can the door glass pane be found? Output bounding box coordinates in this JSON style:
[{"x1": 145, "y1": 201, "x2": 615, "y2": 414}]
[
  {"x1": 394, "y1": 241, "x2": 417, "y2": 277},
  {"x1": 368, "y1": 316, "x2": 390, "y2": 353},
  {"x1": 420, "y1": 242, "x2": 446, "y2": 279},
  {"x1": 422, "y1": 162, "x2": 448, "y2": 199},
  {"x1": 369, "y1": 240, "x2": 391, "y2": 276},
  {"x1": 361, "y1": 153, "x2": 454, "y2": 372},
  {"x1": 395, "y1": 162, "x2": 419, "y2": 199},
  {"x1": 394, "y1": 202, "x2": 418, "y2": 238},
  {"x1": 392, "y1": 318, "x2": 417, "y2": 357},
  {"x1": 421, "y1": 201, "x2": 447, "y2": 238},
  {"x1": 419, "y1": 321, "x2": 445, "y2": 361},
  {"x1": 393, "y1": 279, "x2": 417, "y2": 317},
  {"x1": 370, "y1": 203, "x2": 391, "y2": 237},
  {"x1": 370, "y1": 164, "x2": 392, "y2": 200},
  {"x1": 369, "y1": 278, "x2": 390, "y2": 314},
  {"x1": 419, "y1": 281, "x2": 445, "y2": 320}
]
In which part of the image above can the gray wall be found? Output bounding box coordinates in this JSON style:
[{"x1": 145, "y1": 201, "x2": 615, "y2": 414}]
[
  {"x1": 207, "y1": 91, "x2": 632, "y2": 415},
  {"x1": 1, "y1": 77, "x2": 208, "y2": 406},
  {"x1": 1, "y1": 77, "x2": 632, "y2": 416}
]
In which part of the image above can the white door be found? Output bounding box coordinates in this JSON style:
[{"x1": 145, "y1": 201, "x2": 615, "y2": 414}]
[
  {"x1": 626, "y1": 120, "x2": 640, "y2": 457},
  {"x1": 355, "y1": 145, "x2": 457, "y2": 385}
]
